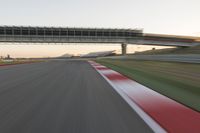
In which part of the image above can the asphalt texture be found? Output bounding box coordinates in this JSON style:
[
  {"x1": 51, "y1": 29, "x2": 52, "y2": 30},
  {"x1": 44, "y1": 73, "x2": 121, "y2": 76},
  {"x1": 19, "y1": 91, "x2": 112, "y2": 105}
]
[{"x1": 0, "y1": 60, "x2": 153, "y2": 133}]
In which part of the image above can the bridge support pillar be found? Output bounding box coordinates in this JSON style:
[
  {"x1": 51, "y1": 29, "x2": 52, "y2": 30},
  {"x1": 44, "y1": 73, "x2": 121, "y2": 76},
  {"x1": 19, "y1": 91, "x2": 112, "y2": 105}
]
[{"x1": 121, "y1": 43, "x2": 127, "y2": 55}]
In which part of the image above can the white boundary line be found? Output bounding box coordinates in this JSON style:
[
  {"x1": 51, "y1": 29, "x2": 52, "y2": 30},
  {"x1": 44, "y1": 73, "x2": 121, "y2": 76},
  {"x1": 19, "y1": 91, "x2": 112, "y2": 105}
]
[{"x1": 91, "y1": 63, "x2": 166, "y2": 133}]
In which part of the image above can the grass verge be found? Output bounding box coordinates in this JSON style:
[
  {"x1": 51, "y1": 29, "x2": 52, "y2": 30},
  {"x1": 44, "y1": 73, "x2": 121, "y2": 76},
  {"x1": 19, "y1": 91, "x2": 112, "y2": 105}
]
[
  {"x1": 0, "y1": 60, "x2": 44, "y2": 65},
  {"x1": 96, "y1": 59, "x2": 200, "y2": 111},
  {"x1": 134, "y1": 45, "x2": 200, "y2": 55}
]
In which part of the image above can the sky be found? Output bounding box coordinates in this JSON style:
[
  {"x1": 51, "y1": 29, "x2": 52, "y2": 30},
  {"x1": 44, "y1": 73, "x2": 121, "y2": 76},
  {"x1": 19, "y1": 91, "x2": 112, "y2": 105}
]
[{"x1": 0, "y1": 0, "x2": 199, "y2": 57}]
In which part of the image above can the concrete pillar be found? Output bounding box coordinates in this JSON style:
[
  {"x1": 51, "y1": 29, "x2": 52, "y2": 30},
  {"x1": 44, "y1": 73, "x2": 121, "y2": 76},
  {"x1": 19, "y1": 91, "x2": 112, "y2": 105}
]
[{"x1": 121, "y1": 43, "x2": 127, "y2": 55}]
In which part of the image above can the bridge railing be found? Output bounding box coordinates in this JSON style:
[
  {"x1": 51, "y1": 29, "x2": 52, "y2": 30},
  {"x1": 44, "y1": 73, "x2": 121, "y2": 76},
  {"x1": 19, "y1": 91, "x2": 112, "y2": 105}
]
[
  {"x1": 0, "y1": 35, "x2": 143, "y2": 44},
  {"x1": 0, "y1": 26, "x2": 143, "y2": 39}
]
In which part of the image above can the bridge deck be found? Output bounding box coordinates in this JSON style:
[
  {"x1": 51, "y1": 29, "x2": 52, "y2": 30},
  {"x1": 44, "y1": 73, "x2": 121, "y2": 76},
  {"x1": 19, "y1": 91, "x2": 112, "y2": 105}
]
[{"x1": 0, "y1": 26, "x2": 199, "y2": 47}]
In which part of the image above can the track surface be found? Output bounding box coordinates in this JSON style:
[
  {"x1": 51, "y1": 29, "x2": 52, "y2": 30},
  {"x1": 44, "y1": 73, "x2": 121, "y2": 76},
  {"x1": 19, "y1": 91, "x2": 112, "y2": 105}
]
[{"x1": 0, "y1": 60, "x2": 152, "y2": 133}]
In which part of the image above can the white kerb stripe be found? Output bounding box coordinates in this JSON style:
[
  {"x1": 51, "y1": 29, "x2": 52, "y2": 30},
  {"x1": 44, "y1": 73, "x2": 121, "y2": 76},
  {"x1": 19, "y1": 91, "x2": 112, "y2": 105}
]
[{"x1": 95, "y1": 69, "x2": 166, "y2": 133}]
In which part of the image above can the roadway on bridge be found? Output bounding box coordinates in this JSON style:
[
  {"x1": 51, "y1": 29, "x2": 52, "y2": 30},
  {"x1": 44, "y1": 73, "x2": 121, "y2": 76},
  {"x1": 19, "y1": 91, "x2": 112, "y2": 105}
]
[{"x1": 0, "y1": 60, "x2": 152, "y2": 133}]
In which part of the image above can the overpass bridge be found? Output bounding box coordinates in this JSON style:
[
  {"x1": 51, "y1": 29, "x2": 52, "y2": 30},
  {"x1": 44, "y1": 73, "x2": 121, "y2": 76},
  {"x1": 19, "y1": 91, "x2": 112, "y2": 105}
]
[{"x1": 0, "y1": 26, "x2": 199, "y2": 54}]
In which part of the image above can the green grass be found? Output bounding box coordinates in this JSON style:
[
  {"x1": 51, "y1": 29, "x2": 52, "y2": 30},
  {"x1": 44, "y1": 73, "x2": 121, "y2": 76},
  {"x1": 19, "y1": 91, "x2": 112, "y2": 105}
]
[
  {"x1": 134, "y1": 45, "x2": 200, "y2": 55},
  {"x1": 96, "y1": 59, "x2": 200, "y2": 111},
  {"x1": 0, "y1": 60, "x2": 44, "y2": 65}
]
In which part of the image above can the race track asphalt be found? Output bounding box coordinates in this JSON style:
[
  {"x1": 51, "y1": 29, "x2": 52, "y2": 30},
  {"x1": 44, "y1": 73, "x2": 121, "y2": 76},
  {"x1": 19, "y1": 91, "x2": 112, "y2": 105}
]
[{"x1": 0, "y1": 60, "x2": 153, "y2": 133}]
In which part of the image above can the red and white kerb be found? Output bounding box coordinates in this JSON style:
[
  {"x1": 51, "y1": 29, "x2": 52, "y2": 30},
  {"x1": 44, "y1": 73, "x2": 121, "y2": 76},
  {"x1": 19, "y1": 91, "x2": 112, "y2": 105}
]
[{"x1": 89, "y1": 61, "x2": 200, "y2": 133}]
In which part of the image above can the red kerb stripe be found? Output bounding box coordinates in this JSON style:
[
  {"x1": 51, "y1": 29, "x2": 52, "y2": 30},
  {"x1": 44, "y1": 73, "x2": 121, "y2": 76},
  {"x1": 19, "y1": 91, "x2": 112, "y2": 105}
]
[{"x1": 104, "y1": 73, "x2": 129, "y2": 81}]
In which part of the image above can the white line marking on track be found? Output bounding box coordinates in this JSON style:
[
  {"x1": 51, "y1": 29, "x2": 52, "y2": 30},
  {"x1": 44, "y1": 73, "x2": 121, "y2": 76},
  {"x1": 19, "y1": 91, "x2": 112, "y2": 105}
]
[{"x1": 92, "y1": 67, "x2": 166, "y2": 133}]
